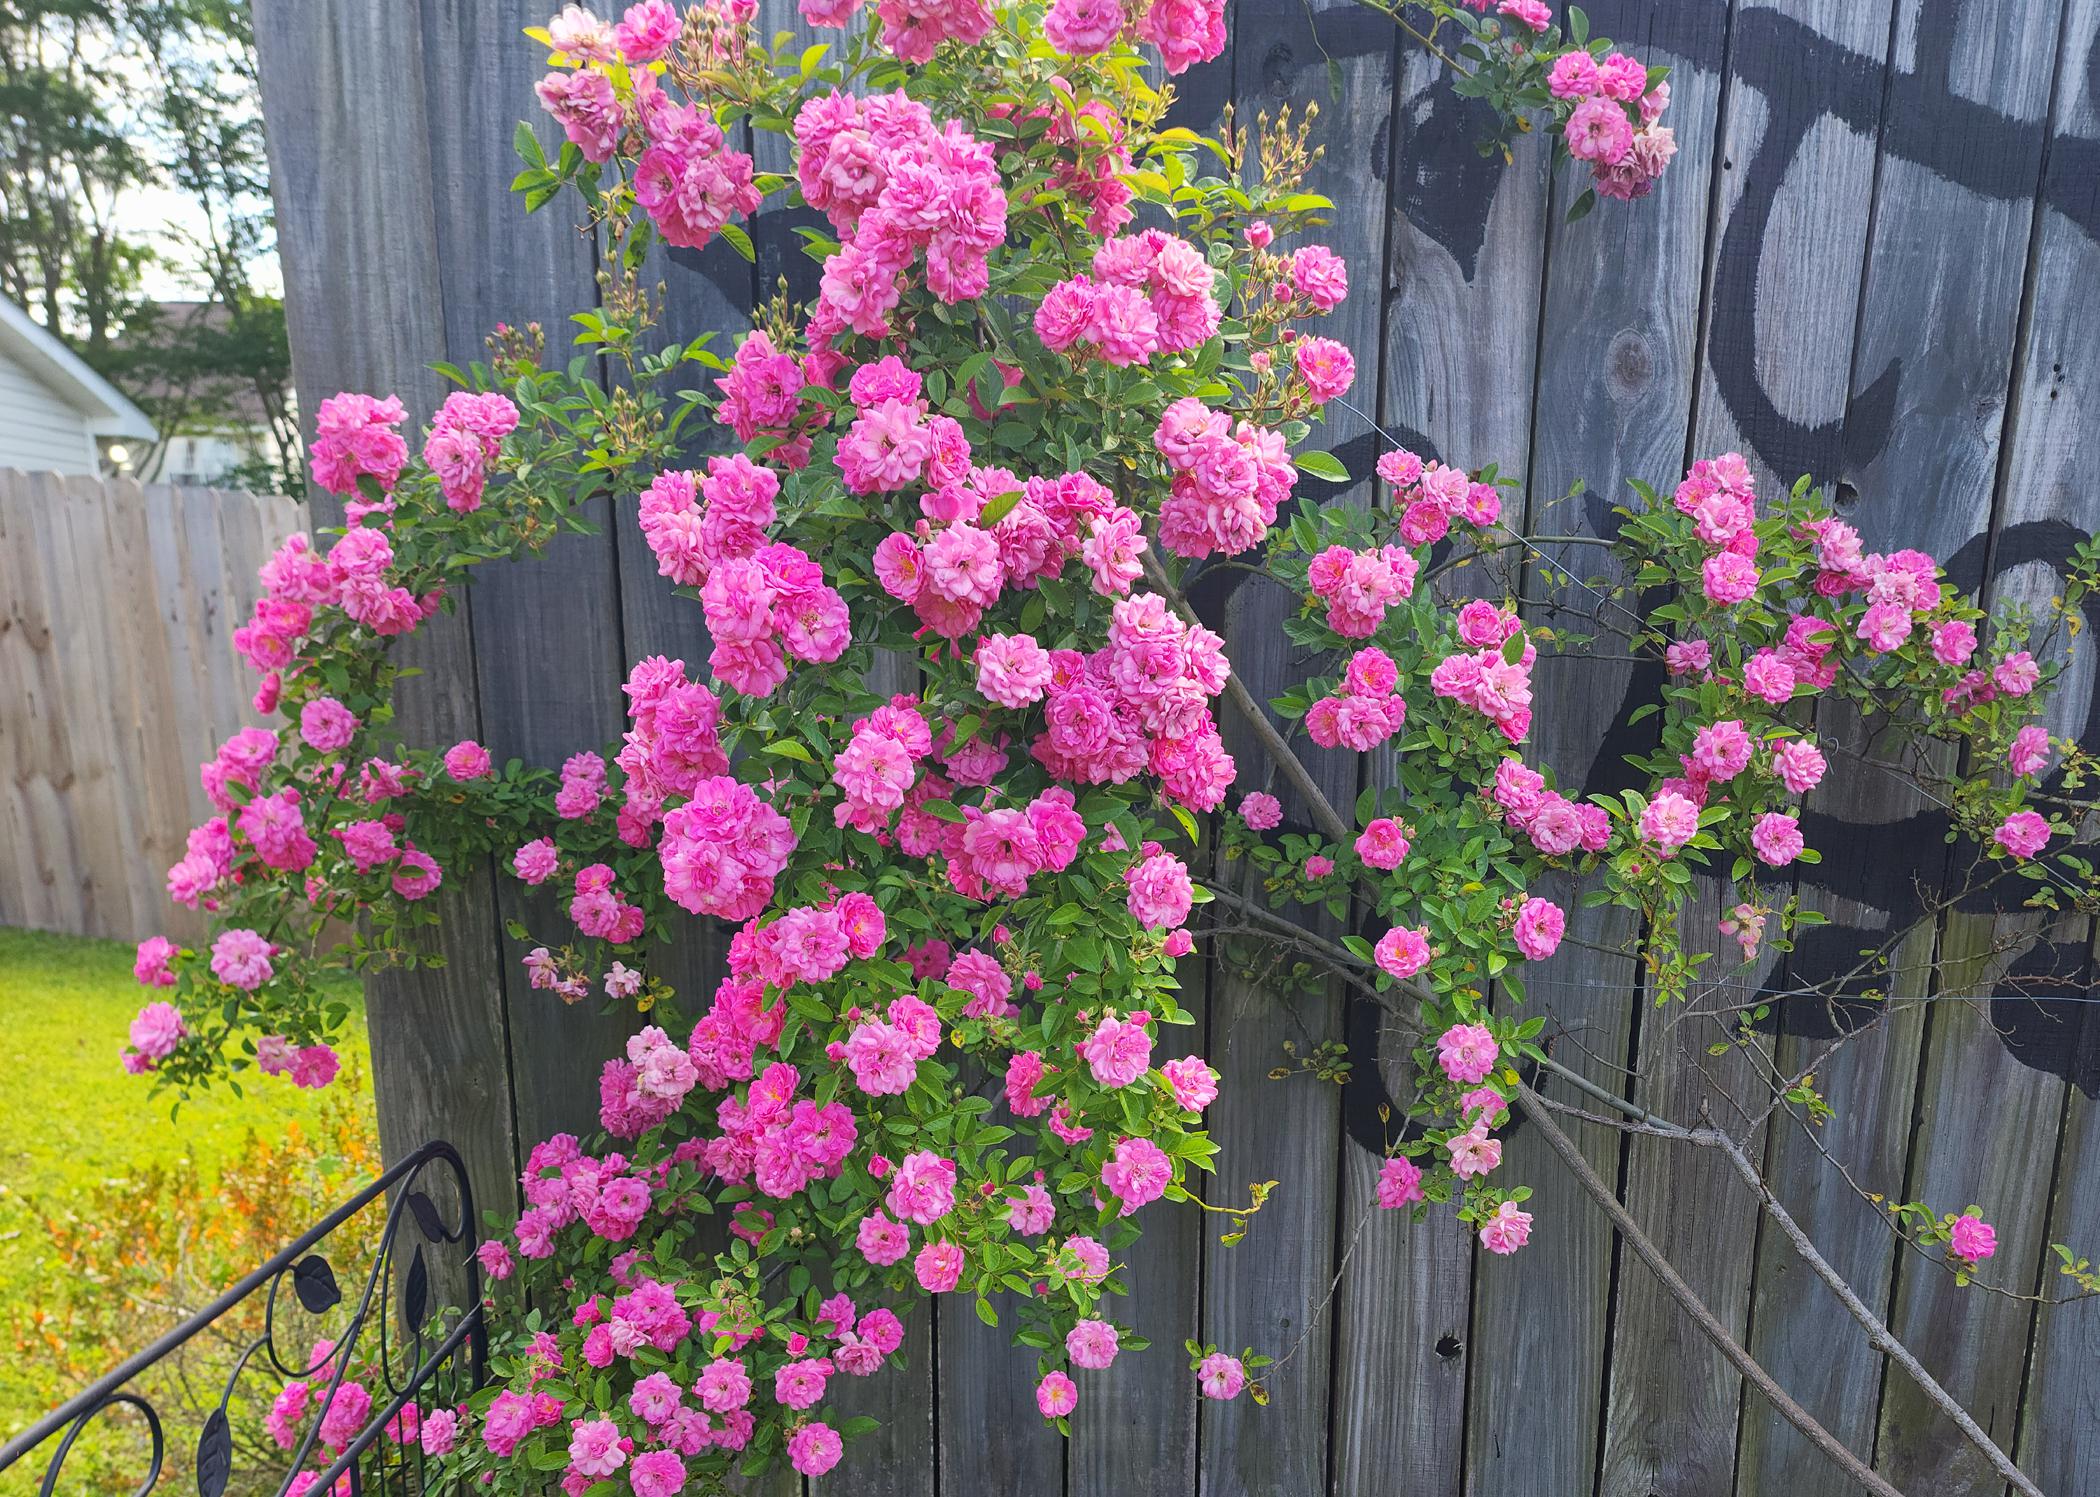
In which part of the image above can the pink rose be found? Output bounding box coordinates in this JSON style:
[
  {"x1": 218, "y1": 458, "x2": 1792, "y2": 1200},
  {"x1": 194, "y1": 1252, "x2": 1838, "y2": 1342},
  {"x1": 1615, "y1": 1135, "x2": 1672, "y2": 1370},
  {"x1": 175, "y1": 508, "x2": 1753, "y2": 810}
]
[
  {"x1": 1479, "y1": 1200, "x2": 1534, "y2": 1255},
  {"x1": 1065, "y1": 1318, "x2": 1120, "y2": 1370},
  {"x1": 1437, "y1": 1023, "x2": 1498, "y2": 1085},
  {"x1": 1948, "y1": 1212, "x2": 1997, "y2": 1265},
  {"x1": 1197, "y1": 1352, "x2": 1247, "y2": 1400},
  {"x1": 1375, "y1": 925, "x2": 1431, "y2": 981},
  {"x1": 1994, "y1": 810, "x2": 2050, "y2": 860},
  {"x1": 1036, "y1": 1370, "x2": 1079, "y2": 1418}
]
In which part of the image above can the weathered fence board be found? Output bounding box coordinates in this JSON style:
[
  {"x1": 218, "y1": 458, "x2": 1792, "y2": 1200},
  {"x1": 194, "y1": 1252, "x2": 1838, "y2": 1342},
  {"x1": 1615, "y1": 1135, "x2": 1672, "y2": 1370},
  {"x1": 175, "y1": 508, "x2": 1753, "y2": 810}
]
[
  {"x1": 245, "y1": 0, "x2": 2100, "y2": 1489},
  {"x1": 2004, "y1": 1, "x2": 2100, "y2": 1480},
  {"x1": 254, "y1": 0, "x2": 526, "y2": 1222},
  {"x1": 0, "y1": 471, "x2": 305, "y2": 943}
]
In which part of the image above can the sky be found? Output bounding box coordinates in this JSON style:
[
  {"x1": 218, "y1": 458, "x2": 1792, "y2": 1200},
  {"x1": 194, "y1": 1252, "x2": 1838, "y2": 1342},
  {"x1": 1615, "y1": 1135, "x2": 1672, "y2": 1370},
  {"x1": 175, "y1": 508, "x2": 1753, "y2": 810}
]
[
  {"x1": 100, "y1": 16, "x2": 284, "y2": 306},
  {"x1": 125, "y1": 180, "x2": 284, "y2": 302}
]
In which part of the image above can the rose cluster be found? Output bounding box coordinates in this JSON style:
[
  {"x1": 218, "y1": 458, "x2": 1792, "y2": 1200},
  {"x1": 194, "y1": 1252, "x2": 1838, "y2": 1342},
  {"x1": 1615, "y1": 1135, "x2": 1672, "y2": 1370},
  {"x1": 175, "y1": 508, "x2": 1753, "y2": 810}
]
[
  {"x1": 1306, "y1": 647, "x2": 1407, "y2": 752},
  {"x1": 1153, "y1": 395, "x2": 1298, "y2": 559},
  {"x1": 1551, "y1": 47, "x2": 1676, "y2": 201},
  {"x1": 798, "y1": 89, "x2": 1007, "y2": 338},
  {"x1": 1035, "y1": 229, "x2": 1221, "y2": 367}
]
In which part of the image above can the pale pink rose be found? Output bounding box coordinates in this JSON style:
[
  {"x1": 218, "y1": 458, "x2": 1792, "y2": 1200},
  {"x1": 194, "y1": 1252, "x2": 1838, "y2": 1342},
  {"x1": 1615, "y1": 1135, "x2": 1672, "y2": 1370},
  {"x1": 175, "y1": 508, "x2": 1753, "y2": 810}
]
[
  {"x1": 1197, "y1": 1352, "x2": 1247, "y2": 1400},
  {"x1": 1479, "y1": 1200, "x2": 1534, "y2": 1255},
  {"x1": 1065, "y1": 1319, "x2": 1120, "y2": 1370}
]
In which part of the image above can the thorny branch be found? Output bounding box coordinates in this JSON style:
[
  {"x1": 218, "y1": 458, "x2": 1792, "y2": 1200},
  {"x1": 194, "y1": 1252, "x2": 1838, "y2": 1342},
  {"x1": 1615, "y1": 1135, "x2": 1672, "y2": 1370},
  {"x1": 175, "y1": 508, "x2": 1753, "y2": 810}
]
[{"x1": 1144, "y1": 541, "x2": 2068, "y2": 1496}]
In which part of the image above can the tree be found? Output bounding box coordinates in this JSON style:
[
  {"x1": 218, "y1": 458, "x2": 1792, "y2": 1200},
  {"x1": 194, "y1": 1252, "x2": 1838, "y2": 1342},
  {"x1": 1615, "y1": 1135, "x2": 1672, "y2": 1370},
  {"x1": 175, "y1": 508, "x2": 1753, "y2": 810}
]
[
  {"x1": 0, "y1": 0, "x2": 151, "y2": 345},
  {"x1": 0, "y1": 0, "x2": 299, "y2": 492},
  {"x1": 119, "y1": 0, "x2": 300, "y2": 493}
]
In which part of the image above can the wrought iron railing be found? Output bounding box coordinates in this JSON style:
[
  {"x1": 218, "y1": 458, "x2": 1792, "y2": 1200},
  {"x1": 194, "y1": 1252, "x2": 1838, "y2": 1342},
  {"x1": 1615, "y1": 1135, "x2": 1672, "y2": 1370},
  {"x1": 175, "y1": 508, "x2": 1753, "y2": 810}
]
[{"x1": 0, "y1": 1140, "x2": 487, "y2": 1496}]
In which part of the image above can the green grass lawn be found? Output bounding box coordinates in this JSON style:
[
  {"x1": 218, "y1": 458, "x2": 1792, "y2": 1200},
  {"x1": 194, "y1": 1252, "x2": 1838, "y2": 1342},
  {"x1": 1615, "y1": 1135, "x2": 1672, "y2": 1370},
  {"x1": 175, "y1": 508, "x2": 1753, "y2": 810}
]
[
  {"x1": 0, "y1": 925, "x2": 370, "y2": 1209},
  {"x1": 0, "y1": 925, "x2": 373, "y2": 1466}
]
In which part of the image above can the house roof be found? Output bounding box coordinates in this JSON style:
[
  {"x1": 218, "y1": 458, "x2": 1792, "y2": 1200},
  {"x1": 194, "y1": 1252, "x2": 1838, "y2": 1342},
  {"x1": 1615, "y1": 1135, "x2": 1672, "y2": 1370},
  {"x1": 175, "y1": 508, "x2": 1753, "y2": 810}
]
[{"x1": 0, "y1": 295, "x2": 158, "y2": 443}]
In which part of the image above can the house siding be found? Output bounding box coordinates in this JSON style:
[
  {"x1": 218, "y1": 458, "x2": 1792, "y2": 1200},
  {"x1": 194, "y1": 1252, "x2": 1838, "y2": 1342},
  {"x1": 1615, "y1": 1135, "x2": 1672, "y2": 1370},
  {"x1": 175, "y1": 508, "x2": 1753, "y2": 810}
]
[{"x1": 0, "y1": 342, "x2": 98, "y2": 474}]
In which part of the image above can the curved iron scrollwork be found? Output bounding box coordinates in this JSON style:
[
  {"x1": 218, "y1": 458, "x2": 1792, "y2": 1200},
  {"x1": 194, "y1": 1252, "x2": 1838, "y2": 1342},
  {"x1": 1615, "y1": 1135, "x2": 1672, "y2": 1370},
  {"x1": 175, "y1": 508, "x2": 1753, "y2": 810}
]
[{"x1": 0, "y1": 1140, "x2": 487, "y2": 1496}]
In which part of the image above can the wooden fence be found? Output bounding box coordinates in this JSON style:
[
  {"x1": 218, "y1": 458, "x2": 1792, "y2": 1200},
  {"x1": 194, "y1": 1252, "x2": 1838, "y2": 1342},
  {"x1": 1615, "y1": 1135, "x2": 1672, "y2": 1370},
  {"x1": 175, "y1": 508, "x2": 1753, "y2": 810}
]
[
  {"x1": 0, "y1": 471, "x2": 304, "y2": 944},
  {"x1": 252, "y1": 0, "x2": 2100, "y2": 1492}
]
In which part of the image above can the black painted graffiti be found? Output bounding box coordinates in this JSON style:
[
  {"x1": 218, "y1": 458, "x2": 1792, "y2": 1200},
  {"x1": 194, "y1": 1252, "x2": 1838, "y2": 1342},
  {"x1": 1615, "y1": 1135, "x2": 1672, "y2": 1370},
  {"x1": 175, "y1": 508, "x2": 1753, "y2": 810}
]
[
  {"x1": 1400, "y1": 0, "x2": 2100, "y2": 485},
  {"x1": 1329, "y1": 518, "x2": 2100, "y2": 1158},
  {"x1": 1705, "y1": 1, "x2": 2100, "y2": 487}
]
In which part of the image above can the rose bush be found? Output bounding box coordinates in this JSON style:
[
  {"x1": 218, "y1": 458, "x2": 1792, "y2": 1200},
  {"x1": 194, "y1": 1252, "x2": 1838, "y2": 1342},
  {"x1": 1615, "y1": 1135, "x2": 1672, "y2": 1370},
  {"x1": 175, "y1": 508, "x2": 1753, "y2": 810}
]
[{"x1": 117, "y1": 0, "x2": 2099, "y2": 1490}]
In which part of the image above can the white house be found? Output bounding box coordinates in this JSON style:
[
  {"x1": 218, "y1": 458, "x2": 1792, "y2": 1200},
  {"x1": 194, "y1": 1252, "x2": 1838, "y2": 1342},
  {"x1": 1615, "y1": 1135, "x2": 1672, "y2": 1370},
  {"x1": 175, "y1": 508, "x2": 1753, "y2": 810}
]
[{"x1": 0, "y1": 294, "x2": 157, "y2": 476}]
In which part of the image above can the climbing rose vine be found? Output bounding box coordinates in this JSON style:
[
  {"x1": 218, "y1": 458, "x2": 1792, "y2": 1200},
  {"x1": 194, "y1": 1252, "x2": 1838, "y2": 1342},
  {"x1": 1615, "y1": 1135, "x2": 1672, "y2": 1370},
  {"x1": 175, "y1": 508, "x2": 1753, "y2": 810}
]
[{"x1": 126, "y1": 0, "x2": 2098, "y2": 1491}]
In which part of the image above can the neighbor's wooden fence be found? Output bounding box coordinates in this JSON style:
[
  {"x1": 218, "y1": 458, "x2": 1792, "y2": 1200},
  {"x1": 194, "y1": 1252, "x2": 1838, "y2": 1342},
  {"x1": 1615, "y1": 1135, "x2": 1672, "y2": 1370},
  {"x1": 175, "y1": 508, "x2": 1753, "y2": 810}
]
[
  {"x1": 252, "y1": 0, "x2": 2100, "y2": 1492},
  {"x1": 0, "y1": 470, "x2": 303, "y2": 944}
]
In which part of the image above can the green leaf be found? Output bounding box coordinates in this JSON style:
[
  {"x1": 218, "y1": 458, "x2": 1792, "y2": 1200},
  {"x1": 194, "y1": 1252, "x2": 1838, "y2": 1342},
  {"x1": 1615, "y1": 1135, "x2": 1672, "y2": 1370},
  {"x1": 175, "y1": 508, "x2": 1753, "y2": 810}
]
[
  {"x1": 763, "y1": 739, "x2": 814, "y2": 764},
  {"x1": 719, "y1": 222, "x2": 756, "y2": 263},
  {"x1": 1293, "y1": 449, "x2": 1350, "y2": 483},
  {"x1": 514, "y1": 120, "x2": 546, "y2": 169},
  {"x1": 1564, "y1": 187, "x2": 1599, "y2": 225},
  {"x1": 977, "y1": 488, "x2": 1025, "y2": 527}
]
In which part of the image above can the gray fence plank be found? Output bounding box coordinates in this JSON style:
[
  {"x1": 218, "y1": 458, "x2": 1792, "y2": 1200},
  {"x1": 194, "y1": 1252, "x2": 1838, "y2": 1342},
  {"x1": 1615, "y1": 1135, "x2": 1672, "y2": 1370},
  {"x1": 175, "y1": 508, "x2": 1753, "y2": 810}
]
[
  {"x1": 1688, "y1": 0, "x2": 1893, "y2": 495},
  {"x1": 36, "y1": 473, "x2": 131, "y2": 938},
  {"x1": 1870, "y1": 0, "x2": 2092, "y2": 1479},
  {"x1": 1738, "y1": 0, "x2": 2068, "y2": 1489},
  {"x1": 1871, "y1": 915, "x2": 2080, "y2": 1491},
  {"x1": 2004, "y1": 1, "x2": 2100, "y2": 1484},
  {"x1": 936, "y1": 1287, "x2": 1063, "y2": 1495},
  {"x1": 1876, "y1": 54, "x2": 2092, "y2": 1482},
  {"x1": 1336, "y1": 20, "x2": 1555, "y2": 1495},
  {"x1": 1193, "y1": 4, "x2": 1386, "y2": 1491},
  {"x1": 417, "y1": 0, "x2": 639, "y2": 1154},
  {"x1": 0, "y1": 479, "x2": 36, "y2": 930},
  {"x1": 0, "y1": 474, "x2": 73, "y2": 934},
  {"x1": 1066, "y1": 976, "x2": 1204, "y2": 1497},
  {"x1": 254, "y1": 0, "x2": 523, "y2": 1218},
  {"x1": 1512, "y1": 5, "x2": 1756, "y2": 1493}
]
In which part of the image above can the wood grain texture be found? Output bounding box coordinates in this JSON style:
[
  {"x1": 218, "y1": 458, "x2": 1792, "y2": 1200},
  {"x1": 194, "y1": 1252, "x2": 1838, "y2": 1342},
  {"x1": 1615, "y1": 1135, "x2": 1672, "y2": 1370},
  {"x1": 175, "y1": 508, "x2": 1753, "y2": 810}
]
[
  {"x1": 420, "y1": 0, "x2": 641, "y2": 1152},
  {"x1": 1870, "y1": 915, "x2": 2074, "y2": 1493},
  {"x1": 1191, "y1": 6, "x2": 1375, "y2": 1491},
  {"x1": 1689, "y1": 0, "x2": 1893, "y2": 495},
  {"x1": 2022, "y1": 1082, "x2": 2100, "y2": 1493},
  {"x1": 31, "y1": 472, "x2": 128, "y2": 938},
  {"x1": 0, "y1": 475, "x2": 302, "y2": 943},
  {"x1": 0, "y1": 479, "x2": 36, "y2": 929},
  {"x1": 1740, "y1": 2, "x2": 2066, "y2": 1489},
  {"x1": 254, "y1": 0, "x2": 523, "y2": 1218},
  {"x1": 1499, "y1": 5, "x2": 1736, "y2": 1493},
  {"x1": 2001, "y1": 2, "x2": 2100, "y2": 1477},
  {"x1": 937, "y1": 1291, "x2": 1064, "y2": 1496},
  {"x1": 83, "y1": 478, "x2": 160, "y2": 931},
  {"x1": 1518, "y1": 7, "x2": 1755, "y2": 1494},
  {"x1": 1871, "y1": 23, "x2": 2093, "y2": 1460},
  {"x1": 0, "y1": 472, "x2": 73, "y2": 935},
  {"x1": 1340, "y1": 20, "x2": 1553, "y2": 1497}
]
